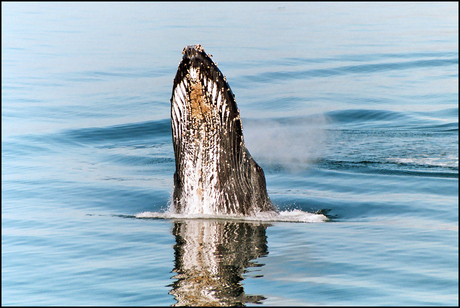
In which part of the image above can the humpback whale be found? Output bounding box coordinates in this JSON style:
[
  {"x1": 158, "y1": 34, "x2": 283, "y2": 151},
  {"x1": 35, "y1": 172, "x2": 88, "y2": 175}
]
[{"x1": 170, "y1": 45, "x2": 276, "y2": 215}]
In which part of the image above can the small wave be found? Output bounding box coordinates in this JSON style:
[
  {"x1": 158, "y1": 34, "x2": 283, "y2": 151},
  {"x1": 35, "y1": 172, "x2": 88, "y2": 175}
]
[
  {"x1": 244, "y1": 57, "x2": 457, "y2": 83},
  {"x1": 325, "y1": 108, "x2": 458, "y2": 132},
  {"x1": 326, "y1": 109, "x2": 408, "y2": 125},
  {"x1": 320, "y1": 158, "x2": 458, "y2": 178},
  {"x1": 388, "y1": 156, "x2": 458, "y2": 169},
  {"x1": 63, "y1": 118, "x2": 171, "y2": 144},
  {"x1": 63, "y1": 66, "x2": 171, "y2": 82},
  {"x1": 132, "y1": 209, "x2": 327, "y2": 223},
  {"x1": 411, "y1": 122, "x2": 458, "y2": 132}
]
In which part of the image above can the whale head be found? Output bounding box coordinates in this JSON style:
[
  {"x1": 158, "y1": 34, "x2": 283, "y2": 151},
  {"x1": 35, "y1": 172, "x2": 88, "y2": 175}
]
[{"x1": 170, "y1": 45, "x2": 275, "y2": 216}]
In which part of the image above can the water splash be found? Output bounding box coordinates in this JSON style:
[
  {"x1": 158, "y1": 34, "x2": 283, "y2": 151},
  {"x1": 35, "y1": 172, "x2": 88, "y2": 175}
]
[{"x1": 134, "y1": 208, "x2": 327, "y2": 223}]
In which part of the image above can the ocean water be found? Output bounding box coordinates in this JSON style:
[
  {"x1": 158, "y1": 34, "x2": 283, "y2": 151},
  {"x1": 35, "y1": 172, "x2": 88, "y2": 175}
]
[{"x1": 2, "y1": 2, "x2": 458, "y2": 306}]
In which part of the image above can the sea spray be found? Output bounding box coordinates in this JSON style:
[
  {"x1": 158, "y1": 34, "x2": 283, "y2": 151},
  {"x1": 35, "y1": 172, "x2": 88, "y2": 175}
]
[{"x1": 243, "y1": 113, "x2": 331, "y2": 172}]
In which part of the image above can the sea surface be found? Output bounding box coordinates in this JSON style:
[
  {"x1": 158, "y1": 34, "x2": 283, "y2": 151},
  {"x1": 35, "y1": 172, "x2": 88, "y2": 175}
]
[{"x1": 2, "y1": 2, "x2": 458, "y2": 306}]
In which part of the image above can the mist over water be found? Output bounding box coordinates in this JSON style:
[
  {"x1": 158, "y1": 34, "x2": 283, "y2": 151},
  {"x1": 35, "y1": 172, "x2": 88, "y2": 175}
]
[
  {"x1": 244, "y1": 113, "x2": 330, "y2": 172},
  {"x1": 2, "y1": 2, "x2": 458, "y2": 306}
]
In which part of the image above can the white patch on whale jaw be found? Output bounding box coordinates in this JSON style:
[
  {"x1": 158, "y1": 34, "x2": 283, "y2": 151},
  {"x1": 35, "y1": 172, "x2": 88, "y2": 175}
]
[{"x1": 188, "y1": 66, "x2": 200, "y2": 82}]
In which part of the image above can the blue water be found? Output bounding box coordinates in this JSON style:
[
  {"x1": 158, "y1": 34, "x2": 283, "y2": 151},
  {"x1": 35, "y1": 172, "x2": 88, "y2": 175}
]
[{"x1": 2, "y1": 2, "x2": 458, "y2": 306}]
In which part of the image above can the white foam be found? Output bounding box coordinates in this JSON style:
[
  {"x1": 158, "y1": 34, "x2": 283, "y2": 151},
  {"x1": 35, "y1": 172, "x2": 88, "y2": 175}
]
[
  {"x1": 134, "y1": 209, "x2": 327, "y2": 223},
  {"x1": 388, "y1": 156, "x2": 458, "y2": 168}
]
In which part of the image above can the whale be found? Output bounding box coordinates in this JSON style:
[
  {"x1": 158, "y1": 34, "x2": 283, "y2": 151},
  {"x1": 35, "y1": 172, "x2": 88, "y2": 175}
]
[{"x1": 170, "y1": 44, "x2": 277, "y2": 215}]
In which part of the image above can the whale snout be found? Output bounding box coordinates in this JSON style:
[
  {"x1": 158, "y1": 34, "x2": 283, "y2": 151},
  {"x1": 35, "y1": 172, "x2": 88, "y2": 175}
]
[
  {"x1": 182, "y1": 44, "x2": 205, "y2": 56},
  {"x1": 180, "y1": 44, "x2": 216, "y2": 77},
  {"x1": 171, "y1": 44, "x2": 239, "y2": 130}
]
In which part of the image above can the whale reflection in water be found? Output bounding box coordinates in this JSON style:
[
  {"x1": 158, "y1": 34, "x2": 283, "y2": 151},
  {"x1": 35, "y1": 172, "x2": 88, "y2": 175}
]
[{"x1": 169, "y1": 219, "x2": 270, "y2": 306}]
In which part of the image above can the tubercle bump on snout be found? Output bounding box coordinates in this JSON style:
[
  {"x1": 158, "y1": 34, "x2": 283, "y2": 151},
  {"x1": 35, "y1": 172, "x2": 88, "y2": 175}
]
[
  {"x1": 181, "y1": 44, "x2": 208, "y2": 62},
  {"x1": 182, "y1": 44, "x2": 204, "y2": 55}
]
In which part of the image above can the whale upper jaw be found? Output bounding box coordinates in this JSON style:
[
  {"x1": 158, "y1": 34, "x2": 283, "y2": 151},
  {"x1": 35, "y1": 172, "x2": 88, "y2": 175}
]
[
  {"x1": 170, "y1": 45, "x2": 275, "y2": 216},
  {"x1": 172, "y1": 44, "x2": 242, "y2": 135}
]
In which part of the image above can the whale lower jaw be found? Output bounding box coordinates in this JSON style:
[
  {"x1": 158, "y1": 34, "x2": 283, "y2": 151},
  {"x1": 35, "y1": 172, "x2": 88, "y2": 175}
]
[
  {"x1": 174, "y1": 149, "x2": 273, "y2": 216},
  {"x1": 172, "y1": 124, "x2": 274, "y2": 216},
  {"x1": 173, "y1": 154, "x2": 275, "y2": 216},
  {"x1": 171, "y1": 45, "x2": 276, "y2": 216}
]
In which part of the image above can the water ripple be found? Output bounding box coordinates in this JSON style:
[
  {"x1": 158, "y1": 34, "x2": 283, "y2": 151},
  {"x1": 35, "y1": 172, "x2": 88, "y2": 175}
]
[
  {"x1": 63, "y1": 119, "x2": 171, "y2": 144},
  {"x1": 244, "y1": 57, "x2": 457, "y2": 83}
]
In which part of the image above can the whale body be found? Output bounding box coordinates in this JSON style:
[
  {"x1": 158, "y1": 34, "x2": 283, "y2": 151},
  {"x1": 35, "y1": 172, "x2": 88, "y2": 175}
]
[{"x1": 170, "y1": 45, "x2": 276, "y2": 215}]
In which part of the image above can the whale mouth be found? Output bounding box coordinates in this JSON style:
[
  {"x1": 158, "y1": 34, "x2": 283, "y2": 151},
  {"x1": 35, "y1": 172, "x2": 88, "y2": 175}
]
[{"x1": 170, "y1": 45, "x2": 275, "y2": 216}]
